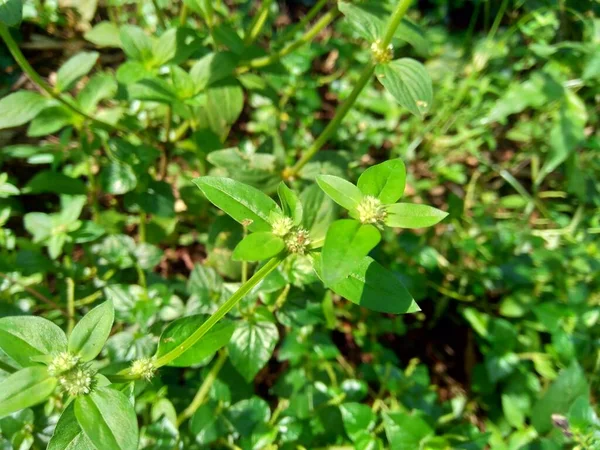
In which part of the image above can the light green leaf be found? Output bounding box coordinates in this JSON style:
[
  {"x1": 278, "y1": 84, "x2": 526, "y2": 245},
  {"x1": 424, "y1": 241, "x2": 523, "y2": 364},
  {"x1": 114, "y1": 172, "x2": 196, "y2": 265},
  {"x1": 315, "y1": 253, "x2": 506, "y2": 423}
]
[
  {"x1": 48, "y1": 403, "x2": 95, "y2": 450},
  {"x1": 340, "y1": 403, "x2": 376, "y2": 442},
  {"x1": 0, "y1": 366, "x2": 57, "y2": 418},
  {"x1": 228, "y1": 317, "x2": 278, "y2": 382},
  {"x1": 384, "y1": 203, "x2": 448, "y2": 228},
  {"x1": 0, "y1": 316, "x2": 67, "y2": 368},
  {"x1": 0, "y1": 91, "x2": 49, "y2": 129},
  {"x1": 189, "y1": 51, "x2": 237, "y2": 92},
  {"x1": 532, "y1": 363, "x2": 588, "y2": 433},
  {"x1": 68, "y1": 300, "x2": 114, "y2": 362},
  {"x1": 316, "y1": 175, "x2": 364, "y2": 211},
  {"x1": 278, "y1": 182, "x2": 303, "y2": 225},
  {"x1": 75, "y1": 387, "x2": 139, "y2": 450},
  {"x1": 120, "y1": 25, "x2": 153, "y2": 62},
  {"x1": 155, "y1": 315, "x2": 235, "y2": 367},
  {"x1": 357, "y1": 159, "x2": 406, "y2": 204},
  {"x1": 383, "y1": 412, "x2": 434, "y2": 450},
  {"x1": 77, "y1": 72, "x2": 118, "y2": 113},
  {"x1": 375, "y1": 58, "x2": 433, "y2": 118},
  {"x1": 84, "y1": 21, "x2": 121, "y2": 47},
  {"x1": 99, "y1": 162, "x2": 137, "y2": 195},
  {"x1": 205, "y1": 79, "x2": 244, "y2": 136},
  {"x1": 0, "y1": 0, "x2": 22, "y2": 27},
  {"x1": 27, "y1": 106, "x2": 73, "y2": 137},
  {"x1": 321, "y1": 219, "x2": 380, "y2": 286},
  {"x1": 55, "y1": 52, "x2": 99, "y2": 93},
  {"x1": 193, "y1": 176, "x2": 281, "y2": 232},
  {"x1": 313, "y1": 256, "x2": 419, "y2": 314},
  {"x1": 152, "y1": 28, "x2": 178, "y2": 66},
  {"x1": 128, "y1": 77, "x2": 177, "y2": 103},
  {"x1": 233, "y1": 232, "x2": 285, "y2": 262},
  {"x1": 338, "y1": 1, "x2": 386, "y2": 41}
]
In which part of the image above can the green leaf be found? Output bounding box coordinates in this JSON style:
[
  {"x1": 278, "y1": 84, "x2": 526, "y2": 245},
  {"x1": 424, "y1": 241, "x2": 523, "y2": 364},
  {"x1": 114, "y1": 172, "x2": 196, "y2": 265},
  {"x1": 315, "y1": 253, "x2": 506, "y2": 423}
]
[
  {"x1": 152, "y1": 28, "x2": 177, "y2": 66},
  {"x1": 205, "y1": 79, "x2": 244, "y2": 136},
  {"x1": 316, "y1": 175, "x2": 364, "y2": 211},
  {"x1": 228, "y1": 317, "x2": 279, "y2": 382},
  {"x1": 300, "y1": 184, "x2": 336, "y2": 241},
  {"x1": 100, "y1": 161, "x2": 138, "y2": 195},
  {"x1": 128, "y1": 77, "x2": 177, "y2": 103},
  {"x1": 24, "y1": 170, "x2": 86, "y2": 195},
  {"x1": 0, "y1": 0, "x2": 22, "y2": 27},
  {"x1": 383, "y1": 412, "x2": 434, "y2": 450},
  {"x1": 233, "y1": 232, "x2": 285, "y2": 262},
  {"x1": 384, "y1": 203, "x2": 448, "y2": 228},
  {"x1": 75, "y1": 387, "x2": 139, "y2": 450},
  {"x1": 375, "y1": 58, "x2": 433, "y2": 118},
  {"x1": 120, "y1": 25, "x2": 153, "y2": 62},
  {"x1": 84, "y1": 21, "x2": 121, "y2": 47},
  {"x1": 278, "y1": 183, "x2": 303, "y2": 225},
  {"x1": 155, "y1": 314, "x2": 235, "y2": 367},
  {"x1": 0, "y1": 91, "x2": 48, "y2": 129},
  {"x1": 338, "y1": 1, "x2": 386, "y2": 41},
  {"x1": 189, "y1": 52, "x2": 237, "y2": 92},
  {"x1": 532, "y1": 363, "x2": 588, "y2": 433},
  {"x1": 77, "y1": 72, "x2": 118, "y2": 113},
  {"x1": 27, "y1": 106, "x2": 73, "y2": 137},
  {"x1": 48, "y1": 403, "x2": 95, "y2": 450},
  {"x1": 193, "y1": 176, "x2": 281, "y2": 232},
  {"x1": 321, "y1": 220, "x2": 380, "y2": 286},
  {"x1": 340, "y1": 403, "x2": 376, "y2": 442},
  {"x1": 0, "y1": 316, "x2": 67, "y2": 367},
  {"x1": 0, "y1": 367, "x2": 57, "y2": 418},
  {"x1": 55, "y1": 52, "x2": 99, "y2": 93},
  {"x1": 313, "y1": 256, "x2": 419, "y2": 314},
  {"x1": 357, "y1": 159, "x2": 406, "y2": 204},
  {"x1": 190, "y1": 403, "x2": 226, "y2": 446},
  {"x1": 68, "y1": 300, "x2": 114, "y2": 362}
]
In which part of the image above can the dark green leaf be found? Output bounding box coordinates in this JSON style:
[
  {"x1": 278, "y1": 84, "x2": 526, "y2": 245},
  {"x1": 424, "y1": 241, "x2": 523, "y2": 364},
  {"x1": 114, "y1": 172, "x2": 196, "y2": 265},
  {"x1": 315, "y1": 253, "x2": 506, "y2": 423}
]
[
  {"x1": 48, "y1": 403, "x2": 95, "y2": 450},
  {"x1": 68, "y1": 300, "x2": 114, "y2": 362},
  {"x1": 24, "y1": 171, "x2": 86, "y2": 195},
  {"x1": 99, "y1": 162, "x2": 137, "y2": 195},
  {"x1": 384, "y1": 203, "x2": 448, "y2": 228},
  {"x1": 375, "y1": 58, "x2": 433, "y2": 117},
  {"x1": 155, "y1": 314, "x2": 236, "y2": 367},
  {"x1": 228, "y1": 318, "x2": 278, "y2": 382},
  {"x1": 0, "y1": 0, "x2": 22, "y2": 27},
  {"x1": 321, "y1": 220, "x2": 380, "y2": 286},
  {"x1": 193, "y1": 176, "x2": 281, "y2": 232},
  {"x1": 313, "y1": 256, "x2": 419, "y2": 314},
  {"x1": 27, "y1": 106, "x2": 73, "y2": 137},
  {"x1": 0, "y1": 367, "x2": 57, "y2": 418},
  {"x1": 75, "y1": 387, "x2": 139, "y2": 450},
  {"x1": 232, "y1": 232, "x2": 285, "y2": 262}
]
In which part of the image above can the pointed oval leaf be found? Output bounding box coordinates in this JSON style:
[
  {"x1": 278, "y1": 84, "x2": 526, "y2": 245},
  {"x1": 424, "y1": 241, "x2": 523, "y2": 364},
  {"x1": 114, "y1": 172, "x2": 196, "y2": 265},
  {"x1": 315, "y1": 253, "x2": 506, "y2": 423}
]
[
  {"x1": 357, "y1": 159, "x2": 406, "y2": 204},
  {"x1": 313, "y1": 256, "x2": 419, "y2": 314},
  {"x1": 68, "y1": 300, "x2": 114, "y2": 362},
  {"x1": 0, "y1": 91, "x2": 49, "y2": 130},
  {"x1": 232, "y1": 232, "x2": 285, "y2": 262},
  {"x1": 155, "y1": 315, "x2": 236, "y2": 367},
  {"x1": 0, "y1": 366, "x2": 57, "y2": 418},
  {"x1": 0, "y1": 316, "x2": 67, "y2": 367},
  {"x1": 193, "y1": 176, "x2": 281, "y2": 232},
  {"x1": 119, "y1": 25, "x2": 153, "y2": 62},
  {"x1": 55, "y1": 52, "x2": 99, "y2": 93},
  {"x1": 321, "y1": 219, "x2": 381, "y2": 286},
  {"x1": 375, "y1": 58, "x2": 433, "y2": 118},
  {"x1": 48, "y1": 402, "x2": 95, "y2": 450},
  {"x1": 227, "y1": 318, "x2": 278, "y2": 382},
  {"x1": 278, "y1": 182, "x2": 303, "y2": 225},
  {"x1": 0, "y1": 0, "x2": 22, "y2": 27},
  {"x1": 316, "y1": 175, "x2": 364, "y2": 211},
  {"x1": 384, "y1": 203, "x2": 448, "y2": 229},
  {"x1": 75, "y1": 387, "x2": 139, "y2": 450}
]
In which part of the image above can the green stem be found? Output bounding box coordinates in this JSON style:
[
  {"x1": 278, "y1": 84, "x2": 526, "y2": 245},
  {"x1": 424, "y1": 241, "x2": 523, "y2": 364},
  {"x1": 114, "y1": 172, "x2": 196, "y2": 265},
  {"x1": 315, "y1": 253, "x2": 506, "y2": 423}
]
[
  {"x1": 237, "y1": 7, "x2": 339, "y2": 73},
  {"x1": 179, "y1": 4, "x2": 189, "y2": 26},
  {"x1": 381, "y1": 0, "x2": 412, "y2": 47},
  {"x1": 244, "y1": 0, "x2": 273, "y2": 46},
  {"x1": 284, "y1": 62, "x2": 375, "y2": 178},
  {"x1": 138, "y1": 212, "x2": 147, "y2": 243},
  {"x1": 151, "y1": 0, "x2": 167, "y2": 29},
  {"x1": 66, "y1": 277, "x2": 75, "y2": 334},
  {"x1": 153, "y1": 255, "x2": 285, "y2": 368},
  {"x1": 177, "y1": 350, "x2": 228, "y2": 425},
  {"x1": 284, "y1": 0, "x2": 414, "y2": 178},
  {"x1": 276, "y1": 0, "x2": 329, "y2": 44},
  {"x1": 0, "y1": 24, "x2": 128, "y2": 137}
]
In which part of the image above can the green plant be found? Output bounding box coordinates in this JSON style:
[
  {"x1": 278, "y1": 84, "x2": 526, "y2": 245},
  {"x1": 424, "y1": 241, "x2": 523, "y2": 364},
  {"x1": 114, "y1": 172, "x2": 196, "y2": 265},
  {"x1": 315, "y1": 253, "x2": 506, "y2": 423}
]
[{"x1": 1, "y1": 0, "x2": 598, "y2": 449}]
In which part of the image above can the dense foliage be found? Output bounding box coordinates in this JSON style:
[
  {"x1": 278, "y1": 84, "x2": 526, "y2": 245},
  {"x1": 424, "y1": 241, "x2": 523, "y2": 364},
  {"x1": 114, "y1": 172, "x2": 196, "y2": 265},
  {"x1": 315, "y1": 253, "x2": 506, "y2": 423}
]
[{"x1": 0, "y1": 0, "x2": 599, "y2": 449}]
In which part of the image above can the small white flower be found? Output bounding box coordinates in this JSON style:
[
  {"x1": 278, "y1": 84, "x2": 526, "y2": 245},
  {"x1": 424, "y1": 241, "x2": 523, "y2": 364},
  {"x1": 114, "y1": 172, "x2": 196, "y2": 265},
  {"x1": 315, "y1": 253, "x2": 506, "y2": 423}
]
[
  {"x1": 285, "y1": 228, "x2": 311, "y2": 255},
  {"x1": 58, "y1": 367, "x2": 94, "y2": 396},
  {"x1": 272, "y1": 216, "x2": 294, "y2": 237},
  {"x1": 356, "y1": 196, "x2": 387, "y2": 225},
  {"x1": 48, "y1": 352, "x2": 80, "y2": 376},
  {"x1": 371, "y1": 39, "x2": 394, "y2": 64},
  {"x1": 131, "y1": 357, "x2": 156, "y2": 381}
]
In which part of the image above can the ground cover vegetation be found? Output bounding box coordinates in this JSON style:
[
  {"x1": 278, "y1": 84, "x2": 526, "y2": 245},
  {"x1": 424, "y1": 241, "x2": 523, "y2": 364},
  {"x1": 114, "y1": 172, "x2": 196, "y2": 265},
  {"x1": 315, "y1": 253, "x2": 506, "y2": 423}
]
[{"x1": 0, "y1": 0, "x2": 598, "y2": 449}]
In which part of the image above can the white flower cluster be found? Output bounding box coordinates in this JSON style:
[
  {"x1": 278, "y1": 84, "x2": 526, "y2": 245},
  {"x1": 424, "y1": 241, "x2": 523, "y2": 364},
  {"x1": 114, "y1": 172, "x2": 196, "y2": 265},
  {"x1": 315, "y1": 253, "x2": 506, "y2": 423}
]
[
  {"x1": 47, "y1": 352, "x2": 79, "y2": 376},
  {"x1": 58, "y1": 367, "x2": 94, "y2": 396},
  {"x1": 356, "y1": 196, "x2": 387, "y2": 225},
  {"x1": 130, "y1": 357, "x2": 156, "y2": 381},
  {"x1": 371, "y1": 39, "x2": 393, "y2": 64}
]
